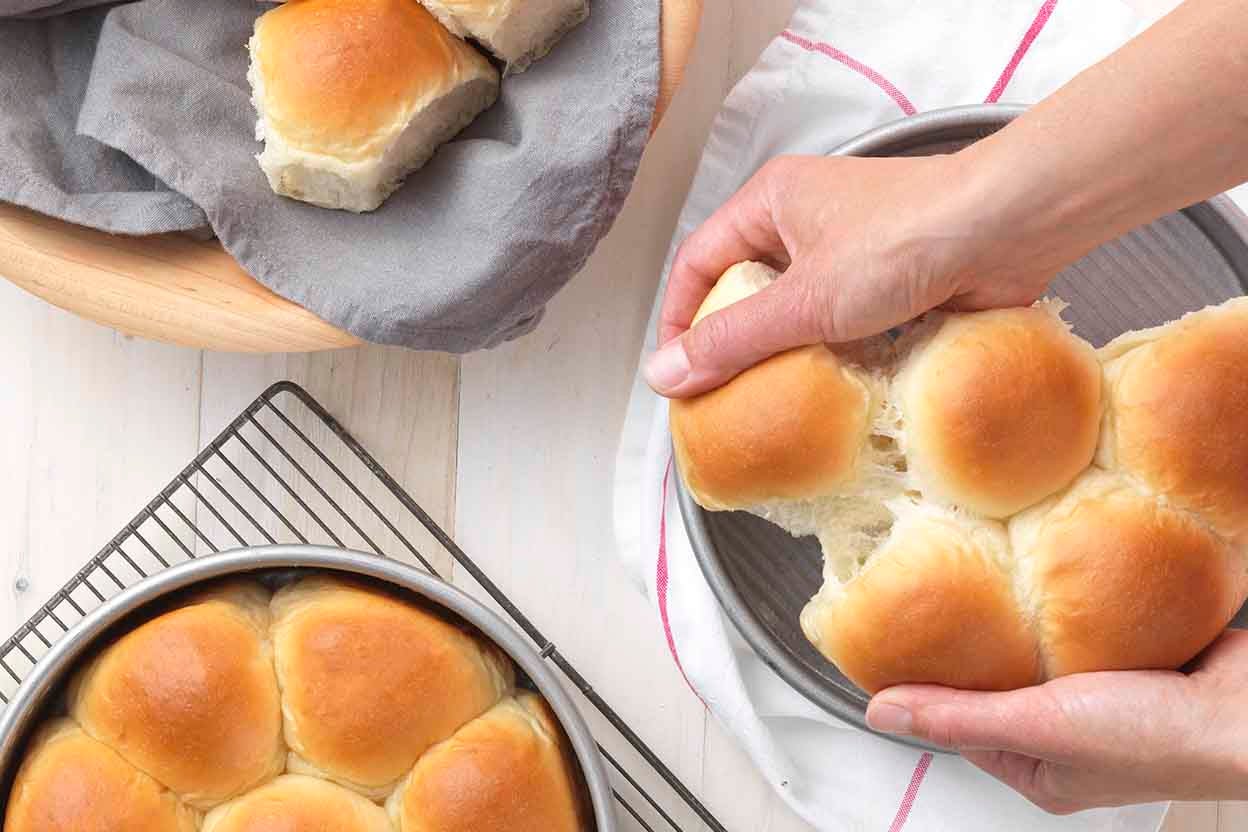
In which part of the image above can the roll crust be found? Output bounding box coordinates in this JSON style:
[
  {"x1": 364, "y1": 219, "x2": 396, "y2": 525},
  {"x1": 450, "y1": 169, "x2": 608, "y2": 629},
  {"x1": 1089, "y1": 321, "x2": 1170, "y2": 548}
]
[
  {"x1": 201, "y1": 775, "x2": 392, "y2": 832},
  {"x1": 1100, "y1": 298, "x2": 1248, "y2": 542},
  {"x1": 272, "y1": 576, "x2": 514, "y2": 798},
  {"x1": 896, "y1": 305, "x2": 1102, "y2": 518},
  {"x1": 1011, "y1": 472, "x2": 1245, "y2": 677},
  {"x1": 67, "y1": 582, "x2": 285, "y2": 809},
  {"x1": 670, "y1": 262, "x2": 877, "y2": 510},
  {"x1": 673, "y1": 346, "x2": 874, "y2": 510},
  {"x1": 387, "y1": 693, "x2": 585, "y2": 832},
  {"x1": 2, "y1": 719, "x2": 197, "y2": 832},
  {"x1": 252, "y1": 0, "x2": 494, "y2": 162},
  {"x1": 802, "y1": 507, "x2": 1041, "y2": 694}
]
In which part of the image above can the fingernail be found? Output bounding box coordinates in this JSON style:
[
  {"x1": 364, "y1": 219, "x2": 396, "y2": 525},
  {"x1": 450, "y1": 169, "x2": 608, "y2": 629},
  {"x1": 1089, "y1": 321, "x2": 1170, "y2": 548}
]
[
  {"x1": 644, "y1": 340, "x2": 690, "y2": 394},
  {"x1": 867, "y1": 702, "x2": 913, "y2": 735}
]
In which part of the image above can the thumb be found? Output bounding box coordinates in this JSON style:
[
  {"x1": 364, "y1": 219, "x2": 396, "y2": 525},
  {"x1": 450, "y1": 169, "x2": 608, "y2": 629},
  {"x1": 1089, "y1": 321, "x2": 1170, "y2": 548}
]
[
  {"x1": 867, "y1": 684, "x2": 1084, "y2": 762},
  {"x1": 643, "y1": 270, "x2": 825, "y2": 397}
]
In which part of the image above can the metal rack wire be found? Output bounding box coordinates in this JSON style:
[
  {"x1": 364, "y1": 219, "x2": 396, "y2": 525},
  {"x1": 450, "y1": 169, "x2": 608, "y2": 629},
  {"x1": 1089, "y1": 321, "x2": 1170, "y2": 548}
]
[{"x1": 0, "y1": 381, "x2": 726, "y2": 832}]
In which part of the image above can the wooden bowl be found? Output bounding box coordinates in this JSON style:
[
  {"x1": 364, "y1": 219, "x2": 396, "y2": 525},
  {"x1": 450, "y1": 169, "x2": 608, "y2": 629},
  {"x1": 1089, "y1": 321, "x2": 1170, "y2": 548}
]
[{"x1": 0, "y1": 0, "x2": 702, "y2": 352}]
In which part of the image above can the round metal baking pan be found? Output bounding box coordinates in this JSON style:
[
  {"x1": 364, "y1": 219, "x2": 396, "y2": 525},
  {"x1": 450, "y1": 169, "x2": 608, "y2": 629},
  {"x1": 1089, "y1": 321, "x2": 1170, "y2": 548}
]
[
  {"x1": 0, "y1": 546, "x2": 616, "y2": 830},
  {"x1": 679, "y1": 104, "x2": 1248, "y2": 752}
]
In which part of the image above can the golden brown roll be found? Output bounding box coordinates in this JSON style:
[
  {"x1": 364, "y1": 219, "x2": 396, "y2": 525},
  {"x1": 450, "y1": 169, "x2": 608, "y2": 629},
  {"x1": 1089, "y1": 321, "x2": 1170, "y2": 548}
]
[
  {"x1": 271, "y1": 576, "x2": 514, "y2": 799},
  {"x1": 895, "y1": 303, "x2": 1102, "y2": 518},
  {"x1": 670, "y1": 262, "x2": 881, "y2": 511},
  {"x1": 201, "y1": 775, "x2": 391, "y2": 832},
  {"x1": 1098, "y1": 297, "x2": 1248, "y2": 543},
  {"x1": 68, "y1": 581, "x2": 284, "y2": 810},
  {"x1": 2, "y1": 719, "x2": 197, "y2": 832},
  {"x1": 802, "y1": 503, "x2": 1041, "y2": 694},
  {"x1": 248, "y1": 0, "x2": 499, "y2": 212},
  {"x1": 386, "y1": 692, "x2": 585, "y2": 832},
  {"x1": 1010, "y1": 470, "x2": 1247, "y2": 677},
  {"x1": 415, "y1": 0, "x2": 588, "y2": 69}
]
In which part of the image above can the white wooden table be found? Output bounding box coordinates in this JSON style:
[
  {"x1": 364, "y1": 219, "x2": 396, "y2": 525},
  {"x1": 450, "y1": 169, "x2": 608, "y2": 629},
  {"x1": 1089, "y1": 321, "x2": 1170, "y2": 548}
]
[{"x1": 0, "y1": 0, "x2": 1242, "y2": 830}]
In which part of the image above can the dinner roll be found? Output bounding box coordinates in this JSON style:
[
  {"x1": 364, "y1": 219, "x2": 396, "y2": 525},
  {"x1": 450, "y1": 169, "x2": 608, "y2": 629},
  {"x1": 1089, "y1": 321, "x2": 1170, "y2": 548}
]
[
  {"x1": 2, "y1": 720, "x2": 197, "y2": 832},
  {"x1": 1098, "y1": 297, "x2": 1248, "y2": 542},
  {"x1": 386, "y1": 693, "x2": 585, "y2": 832},
  {"x1": 895, "y1": 303, "x2": 1102, "y2": 518},
  {"x1": 670, "y1": 262, "x2": 883, "y2": 512},
  {"x1": 248, "y1": 0, "x2": 499, "y2": 212},
  {"x1": 1010, "y1": 470, "x2": 1246, "y2": 678},
  {"x1": 802, "y1": 503, "x2": 1041, "y2": 694},
  {"x1": 201, "y1": 775, "x2": 391, "y2": 832},
  {"x1": 272, "y1": 576, "x2": 514, "y2": 799},
  {"x1": 68, "y1": 581, "x2": 284, "y2": 810},
  {"x1": 416, "y1": 0, "x2": 588, "y2": 70}
]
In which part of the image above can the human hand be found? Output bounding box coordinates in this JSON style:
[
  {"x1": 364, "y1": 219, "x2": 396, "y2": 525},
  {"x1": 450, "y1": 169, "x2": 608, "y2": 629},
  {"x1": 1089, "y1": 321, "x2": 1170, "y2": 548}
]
[
  {"x1": 644, "y1": 1, "x2": 1248, "y2": 400},
  {"x1": 643, "y1": 152, "x2": 1057, "y2": 398},
  {"x1": 866, "y1": 629, "x2": 1248, "y2": 814}
]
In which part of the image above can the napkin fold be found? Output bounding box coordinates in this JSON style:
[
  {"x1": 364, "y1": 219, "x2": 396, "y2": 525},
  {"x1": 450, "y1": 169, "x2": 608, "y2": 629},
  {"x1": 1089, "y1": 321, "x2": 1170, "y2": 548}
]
[{"x1": 614, "y1": 2, "x2": 1177, "y2": 829}]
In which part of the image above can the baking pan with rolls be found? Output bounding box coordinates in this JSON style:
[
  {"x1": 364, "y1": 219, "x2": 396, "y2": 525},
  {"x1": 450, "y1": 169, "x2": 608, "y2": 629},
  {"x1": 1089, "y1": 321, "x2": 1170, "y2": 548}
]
[
  {"x1": 674, "y1": 107, "x2": 1248, "y2": 746},
  {"x1": 0, "y1": 547, "x2": 613, "y2": 832},
  {"x1": 675, "y1": 260, "x2": 1248, "y2": 695}
]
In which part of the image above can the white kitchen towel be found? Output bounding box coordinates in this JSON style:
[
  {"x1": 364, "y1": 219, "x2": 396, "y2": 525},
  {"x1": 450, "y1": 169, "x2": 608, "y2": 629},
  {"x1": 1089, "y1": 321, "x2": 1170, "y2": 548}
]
[{"x1": 613, "y1": 1, "x2": 1178, "y2": 830}]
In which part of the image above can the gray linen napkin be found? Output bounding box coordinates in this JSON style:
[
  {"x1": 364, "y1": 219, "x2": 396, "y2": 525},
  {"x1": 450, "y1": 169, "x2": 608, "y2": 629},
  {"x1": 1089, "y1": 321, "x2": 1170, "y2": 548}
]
[
  {"x1": 0, "y1": 4, "x2": 206, "y2": 232},
  {"x1": 0, "y1": 0, "x2": 658, "y2": 350}
]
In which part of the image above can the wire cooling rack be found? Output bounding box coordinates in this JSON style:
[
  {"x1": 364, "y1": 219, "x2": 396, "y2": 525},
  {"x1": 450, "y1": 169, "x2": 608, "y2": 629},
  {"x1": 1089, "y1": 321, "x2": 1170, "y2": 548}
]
[{"x1": 0, "y1": 381, "x2": 725, "y2": 832}]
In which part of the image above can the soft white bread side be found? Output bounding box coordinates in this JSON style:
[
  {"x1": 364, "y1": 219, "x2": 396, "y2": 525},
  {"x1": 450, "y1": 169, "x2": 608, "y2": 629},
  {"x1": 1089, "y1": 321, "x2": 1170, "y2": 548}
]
[
  {"x1": 1098, "y1": 297, "x2": 1248, "y2": 543},
  {"x1": 802, "y1": 501, "x2": 1041, "y2": 694},
  {"x1": 894, "y1": 303, "x2": 1103, "y2": 519},
  {"x1": 271, "y1": 576, "x2": 514, "y2": 799},
  {"x1": 386, "y1": 692, "x2": 586, "y2": 832},
  {"x1": 1010, "y1": 469, "x2": 1246, "y2": 677},
  {"x1": 201, "y1": 775, "x2": 392, "y2": 832},
  {"x1": 67, "y1": 581, "x2": 285, "y2": 810},
  {"x1": 2, "y1": 719, "x2": 198, "y2": 832},
  {"x1": 669, "y1": 262, "x2": 887, "y2": 513},
  {"x1": 249, "y1": 0, "x2": 499, "y2": 212},
  {"x1": 413, "y1": 0, "x2": 588, "y2": 71}
]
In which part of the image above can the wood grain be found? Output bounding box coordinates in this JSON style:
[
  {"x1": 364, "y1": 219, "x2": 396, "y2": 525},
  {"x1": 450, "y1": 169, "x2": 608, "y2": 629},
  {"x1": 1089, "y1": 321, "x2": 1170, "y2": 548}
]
[
  {"x1": 194, "y1": 348, "x2": 460, "y2": 576},
  {"x1": 0, "y1": 281, "x2": 203, "y2": 634},
  {"x1": 0, "y1": 0, "x2": 701, "y2": 354},
  {"x1": 0, "y1": 203, "x2": 361, "y2": 353}
]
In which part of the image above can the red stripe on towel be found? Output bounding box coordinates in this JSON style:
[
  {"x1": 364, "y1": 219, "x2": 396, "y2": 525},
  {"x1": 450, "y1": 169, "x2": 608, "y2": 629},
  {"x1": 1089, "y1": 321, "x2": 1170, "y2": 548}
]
[
  {"x1": 986, "y1": 0, "x2": 1059, "y2": 102},
  {"x1": 887, "y1": 753, "x2": 934, "y2": 832},
  {"x1": 656, "y1": 456, "x2": 697, "y2": 695},
  {"x1": 779, "y1": 31, "x2": 917, "y2": 116}
]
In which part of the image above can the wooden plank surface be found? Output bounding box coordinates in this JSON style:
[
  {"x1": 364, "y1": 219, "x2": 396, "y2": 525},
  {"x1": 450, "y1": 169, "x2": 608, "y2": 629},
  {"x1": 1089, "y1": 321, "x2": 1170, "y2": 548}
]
[
  {"x1": 453, "y1": 1, "x2": 805, "y2": 829},
  {"x1": 0, "y1": 0, "x2": 1241, "y2": 829},
  {"x1": 0, "y1": 282, "x2": 203, "y2": 631}
]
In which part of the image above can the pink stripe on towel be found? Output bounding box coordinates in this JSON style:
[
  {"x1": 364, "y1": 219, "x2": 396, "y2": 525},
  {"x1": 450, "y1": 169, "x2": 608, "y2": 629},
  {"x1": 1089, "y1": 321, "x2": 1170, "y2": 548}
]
[
  {"x1": 986, "y1": 0, "x2": 1059, "y2": 102},
  {"x1": 887, "y1": 753, "x2": 934, "y2": 832},
  {"x1": 656, "y1": 456, "x2": 696, "y2": 694},
  {"x1": 780, "y1": 31, "x2": 918, "y2": 116}
]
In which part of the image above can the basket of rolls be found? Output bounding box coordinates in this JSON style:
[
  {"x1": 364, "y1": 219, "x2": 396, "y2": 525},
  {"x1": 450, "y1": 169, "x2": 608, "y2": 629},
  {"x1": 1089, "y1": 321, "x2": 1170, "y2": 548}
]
[
  {"x1": 0, "y1": 0, "x2": 701, "y2": 352},
  {"x1": 673, "y1": 106, "x2": 1248, "y2": 750},
  {"x1": 0, "y1": 546, "x2": 611, "y2": 831}
]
